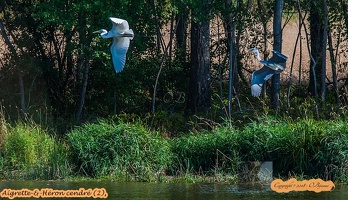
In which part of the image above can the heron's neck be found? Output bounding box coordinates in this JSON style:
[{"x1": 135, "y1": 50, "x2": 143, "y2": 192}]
[{"x1": 255, "y1": 51, "x2": 262, "y2": 61}]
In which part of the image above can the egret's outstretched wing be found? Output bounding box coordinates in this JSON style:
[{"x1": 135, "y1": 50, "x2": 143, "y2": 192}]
[
  {"x1": 251, "y1": 66, "x2": 275, "y2": 97},
  {"x1": 109, "y1": 17, "x2": 129, "y2": 33},
  {"x1": 110, "y1": 37, "x2": 130, "y2": 73}
]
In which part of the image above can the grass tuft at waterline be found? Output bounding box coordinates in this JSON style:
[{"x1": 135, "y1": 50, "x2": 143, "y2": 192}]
[
  {"x1": 1, "y1": 114, "x2": 348, "y2": 183},
  {"x1": 66, "y1": 119, "x2": 173, "y2": 181},
  {"x1": 0, "y1": 122, "x2": 72, "y2": 180},
  {"x1": 170, "y1": 117, "x2": 348, "y2": 182}
]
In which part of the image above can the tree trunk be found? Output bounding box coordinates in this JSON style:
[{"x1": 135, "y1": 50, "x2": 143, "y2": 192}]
[
  {"x1": 320, "y1": 0, "x2": 328, "y2": 105},
  {"x1": 0, "y1": 19, "x2": 27, "y2": 118},
  {"x1": 152, "y1": 0, "x2": 163, "y2": 54},
  {"x1": 76, "y1": 14, "x2": 89, "y2": 122},
  {"x1": 328, "y1": 29, "x2": 340, "y2": 105},
  {"x1": 187, "y1": 2, "x2": 211, "y2": 113},
  {"x1": 309, "y1": 0, "x2": 325, "y2": 96},
  {"x1": 76, "y1": 59, "x2": 89, "y2": 122},
  {"x1": 271, "y1": 0, "x2": 284, "y2": 109},
  {"x1": 224, "y1": 0, "x2": 236, "y2": 117},
  {"x1": 175, "y1": 10, "x2": 188, "y2": 61},
  {"x1": 257, "y1": 0, "x2": 270, "y2": 98}
]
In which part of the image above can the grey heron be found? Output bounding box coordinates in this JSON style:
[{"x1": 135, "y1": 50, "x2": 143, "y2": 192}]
[
  {"x1": 249, "y1": 48, "x2": 288, "y2": 97},
  {"x1": 95, "y1": 17, "x2": 134, "y2": 73}
]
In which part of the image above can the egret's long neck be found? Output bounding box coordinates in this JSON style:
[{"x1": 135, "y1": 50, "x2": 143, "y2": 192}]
[{"x1": 100, "y1": 30, "x2": 112, "y2": 39}]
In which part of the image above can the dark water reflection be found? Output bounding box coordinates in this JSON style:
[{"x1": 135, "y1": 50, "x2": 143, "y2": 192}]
[{"x1": 0, "y1": 180, "x2": 347, "y2": 200}]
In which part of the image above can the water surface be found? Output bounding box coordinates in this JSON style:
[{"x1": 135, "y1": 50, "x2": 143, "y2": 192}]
[{"x1": 0, "y1": 180, "x2": 347, "y2": 200}]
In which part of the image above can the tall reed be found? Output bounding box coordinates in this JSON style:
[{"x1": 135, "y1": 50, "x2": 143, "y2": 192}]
[
  {"x1": 67, "y1": 119, "x2": 173, "y2": 181},
  {"x1": 1, "y1": 121, "x2": 72, "y2": 180},
  {"x1": 171, "y1": 117, "x2": 348, "y2": 181}
]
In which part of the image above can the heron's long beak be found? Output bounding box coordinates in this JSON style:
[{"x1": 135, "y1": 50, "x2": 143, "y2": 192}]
[{"x1": 93, "y1": 30, "x2": 100, "y2": 34}]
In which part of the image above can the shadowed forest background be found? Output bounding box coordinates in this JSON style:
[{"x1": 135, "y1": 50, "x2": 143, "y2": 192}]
[
  {"x1": 1, "y1": 0, "x2": 348, "y2": 130},
  {"x1": 1, "y1": 0, "x2": 348, "y2": 182}
]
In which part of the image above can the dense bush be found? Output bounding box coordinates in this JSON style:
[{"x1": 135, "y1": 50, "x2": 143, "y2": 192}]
[
  {"x1": 1, "y1": 114, "x2": 348, "y2": 183},
  {"x1": 171, "y1": 118, "x2": 348, "y2": 182},
  {"x1": 171, "y1": 127, "x2": 239, "y2": 175},
  {"x1": 67, "y1": 119, "x2": 173, "y2": 181},
  {"x1": 246, "y1": 119, "x2": 348, "y2": 180},
  {"x1": 0, "y1": 122, "x2": 71, "y2": 180}
]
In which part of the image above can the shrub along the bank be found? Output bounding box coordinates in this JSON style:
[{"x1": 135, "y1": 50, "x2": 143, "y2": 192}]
[
  {"x1": 1, "y1": 116, "x2": 348, "y2": 182},
  {"x1": 0, "y1": 122, "x2": 71, "y2": 180},
  {"x1": 66, "y1": 119, "x2": 173, "y2": 181},
  {"x1": 170, "y1": 128, "x2": 239, "y2": 175},
  {"x1": 172, "y1": 118, "x2": 348, "y2": 182}
]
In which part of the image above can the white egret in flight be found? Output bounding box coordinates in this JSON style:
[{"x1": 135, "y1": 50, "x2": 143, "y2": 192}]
[
  {"x1": 95, "y1": 17, "x2": 134, "y2": 73},
  {"x1": 249, "y1": 48, "x2": 288, "y2": 97}
]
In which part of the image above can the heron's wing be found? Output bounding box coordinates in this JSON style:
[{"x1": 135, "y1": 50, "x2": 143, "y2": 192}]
[
  {"x1": 109, "y1": 17, "x2": 130, "y2": 33},
  {"x1": 259, "y1": 59, "x2": 269, "y2": 66},
  {"x1": 110, "y1": 37, "x2": 130, "y2": 73},
  {"x1": 251, "y1": 66, "x2": 275, "y2": 97},
  {"x1": 267, "y1": 50, "x2": 288, "y2": 71},
  {"x1": 251, "y1": 83, "x2": 263, "y2": 97},
  {"x1": 266, "y1": 63, "x2": 284, "y2": 71},
  {"x1": 271, "y1": 50, "x2": 288, "y2": 61}
]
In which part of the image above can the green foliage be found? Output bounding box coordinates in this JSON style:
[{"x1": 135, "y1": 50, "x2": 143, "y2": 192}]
[
  {"x1": 1, "y1": 122, "x2": 72, "y2": 180},
  {"x1": 67, "y1": 119, "x2": 173, "y2": 181},
  {"x1": 171, "y1": 127, "x2": 239, "y2": 175},
  {"x1": 1, "y1": 0, "x2": 181, "y2": 121},
  {"x1": 1, "y1": 0, "x2": 347, "y2": 125},
  {"x1": 1, "y1": 0, "x2": 348, "y2": 183},
  {"x1": 144, "y1": 111, "x2": 189, "y2": 136},
  {"x1": 171, "y1": 117, "x2": 348, "y2": 181},
  {"x1": 1, "y1": 113, "x2": 348, "y2": 182},
  {"x1": 325, "y1": 133, "x2": 348, "y2": 182}
]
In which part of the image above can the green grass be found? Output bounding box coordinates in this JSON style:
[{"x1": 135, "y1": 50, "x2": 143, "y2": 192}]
[
  {"x1": 170, "y1": 117, "x2": 348, "y2": 182},
  {"x1": 171, "y1": 127, "x2": 238, "y2": 175},
  {"x1": 1, "y1": 110, "x2": 348, "y2": 183},
  {"x1": 0, "y1": 122, "x2": 72, "y2": 180},
  {"x1": 66, "y1": 119, "x2": 173, "y2": 182}
]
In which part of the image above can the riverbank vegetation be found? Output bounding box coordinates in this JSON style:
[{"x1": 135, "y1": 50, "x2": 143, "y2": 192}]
[
  {"x1": 1, "y1": 0, "x2": 348, "y2": 184},
  {"x1": 1, "y1": 111, "x2": 348, "y2": 183},
  {"x1": 0, "y1": 118, "x2": 71, "y2": 180}
]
